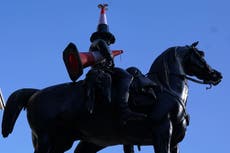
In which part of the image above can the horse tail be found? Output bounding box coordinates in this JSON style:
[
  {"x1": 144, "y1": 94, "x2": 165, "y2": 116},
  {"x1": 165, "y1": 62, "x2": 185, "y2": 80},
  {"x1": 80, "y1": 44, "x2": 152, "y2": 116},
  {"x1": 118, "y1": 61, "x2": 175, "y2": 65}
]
[{"x1": 2, "y1": 88, "x2": 39, "y2": 138}]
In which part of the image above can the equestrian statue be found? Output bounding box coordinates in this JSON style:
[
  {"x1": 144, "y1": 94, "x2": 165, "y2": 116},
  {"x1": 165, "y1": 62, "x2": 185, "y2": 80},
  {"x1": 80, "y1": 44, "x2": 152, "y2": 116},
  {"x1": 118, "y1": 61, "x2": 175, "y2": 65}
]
[{"x1": 1, "y1": 4, "x2": 222, "y2": 153}]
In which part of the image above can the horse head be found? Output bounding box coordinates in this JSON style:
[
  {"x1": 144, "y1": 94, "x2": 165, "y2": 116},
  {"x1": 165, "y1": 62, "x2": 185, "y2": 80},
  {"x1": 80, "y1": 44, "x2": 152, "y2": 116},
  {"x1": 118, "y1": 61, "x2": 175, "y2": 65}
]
[{"x1": 182, "y1": 41, "x2": 222, "y2": 86}]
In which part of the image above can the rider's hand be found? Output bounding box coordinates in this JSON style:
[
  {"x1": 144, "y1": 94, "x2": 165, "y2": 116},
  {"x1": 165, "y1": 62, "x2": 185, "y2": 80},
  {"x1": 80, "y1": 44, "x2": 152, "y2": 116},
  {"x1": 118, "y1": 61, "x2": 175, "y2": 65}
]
[{"x1": 107, "y1": 60, "x2": 114, "y2": 68}]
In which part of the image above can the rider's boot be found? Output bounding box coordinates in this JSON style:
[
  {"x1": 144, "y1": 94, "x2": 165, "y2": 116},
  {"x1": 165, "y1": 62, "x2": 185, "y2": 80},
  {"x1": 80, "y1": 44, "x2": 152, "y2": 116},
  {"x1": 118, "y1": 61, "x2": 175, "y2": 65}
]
[
  {"x1": 114, "y1": 68, "x2": 147, "y2": 124},
  {"x1": 119, "y1": 91, "x2": 147, "y2": 124}
]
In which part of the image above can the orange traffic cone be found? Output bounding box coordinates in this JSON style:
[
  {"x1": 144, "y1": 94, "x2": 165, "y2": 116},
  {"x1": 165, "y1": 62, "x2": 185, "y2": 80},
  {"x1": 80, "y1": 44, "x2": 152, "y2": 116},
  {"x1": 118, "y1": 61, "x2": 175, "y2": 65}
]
[{"x1": 63, "y1": 43, "x2": 123, "y2": 82}]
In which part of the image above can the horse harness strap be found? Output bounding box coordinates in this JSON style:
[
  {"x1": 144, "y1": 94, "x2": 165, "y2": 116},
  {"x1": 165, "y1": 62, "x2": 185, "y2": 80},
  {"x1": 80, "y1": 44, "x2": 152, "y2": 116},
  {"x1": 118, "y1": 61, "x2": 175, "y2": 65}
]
[{"x1": 163, "y1": 88, "x2": 190, "y2": 125}]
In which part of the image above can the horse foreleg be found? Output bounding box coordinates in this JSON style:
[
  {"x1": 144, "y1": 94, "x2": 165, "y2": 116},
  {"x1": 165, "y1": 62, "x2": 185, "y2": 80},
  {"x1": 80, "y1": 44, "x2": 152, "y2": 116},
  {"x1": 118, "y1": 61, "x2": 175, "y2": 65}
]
[
  {"x1": 74, "y1": 141, "x2": 105, "y2": 153},
  {"x1": 170, "y1": 144, "x2": 179, "y2": 153},
  {"x1": 170, "y1": 119, "x2": 187, "y2": 153},
  {"x1": 123, "y1": 145, "x2": 134, "y2": 153},
  {"x1": 153, "y1": 119, "x2": 172, "y2": 153}
]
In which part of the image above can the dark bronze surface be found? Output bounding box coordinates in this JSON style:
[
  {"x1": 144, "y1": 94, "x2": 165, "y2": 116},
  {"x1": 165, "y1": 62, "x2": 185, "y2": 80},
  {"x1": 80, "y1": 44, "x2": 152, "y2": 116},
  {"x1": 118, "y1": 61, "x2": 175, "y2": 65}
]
[{"x1": 1, "y1": 42, "x2": 222, "y2": 153}]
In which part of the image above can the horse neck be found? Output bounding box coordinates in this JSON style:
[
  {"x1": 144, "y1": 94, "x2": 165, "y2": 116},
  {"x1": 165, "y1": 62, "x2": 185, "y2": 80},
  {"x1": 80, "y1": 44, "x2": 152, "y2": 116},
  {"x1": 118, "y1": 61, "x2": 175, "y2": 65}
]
[
  {"x1": 148, "y1": 49, "x2": 189, "y2": 104},
  {"x1": 168, "y1": 74, "x2": 189, "y2": 104}
]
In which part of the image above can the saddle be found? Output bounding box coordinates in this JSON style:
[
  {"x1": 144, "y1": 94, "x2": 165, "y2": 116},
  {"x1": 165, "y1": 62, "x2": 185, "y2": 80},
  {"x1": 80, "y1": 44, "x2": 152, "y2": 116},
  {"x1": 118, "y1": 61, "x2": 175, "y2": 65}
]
[
  {"x1": 84, "y1": 67, "x2": 160, "y2": 114},
  {"x1": 126, "y1": 67, "x2": 159, "y2": 113}
]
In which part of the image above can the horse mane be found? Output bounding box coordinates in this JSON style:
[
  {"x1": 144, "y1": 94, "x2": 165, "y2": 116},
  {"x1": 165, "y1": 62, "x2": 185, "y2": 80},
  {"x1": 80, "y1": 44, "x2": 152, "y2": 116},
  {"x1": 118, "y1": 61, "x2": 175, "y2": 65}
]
[{"x1": 147, "y1": 47, "x2": 184, "y2": 89}]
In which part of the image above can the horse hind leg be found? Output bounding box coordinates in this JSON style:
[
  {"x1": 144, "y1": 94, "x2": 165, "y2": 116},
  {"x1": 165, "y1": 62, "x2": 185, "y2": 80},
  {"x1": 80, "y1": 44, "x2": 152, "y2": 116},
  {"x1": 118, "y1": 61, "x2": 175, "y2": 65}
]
[
  {"x1": 74, "y1": 141, "x2": 134, "y2": 153},
  {"x1": 47, "y1": 136, "x2": 75, "y2": 153},
  {"x1": 32, "y1": 132, "x2": 67, "y2": 153},
  {"x1": 74, "y1": 141, "x2": 105, "y2": 153},
  {"x1": 33, "y1": 133, "x2": 52, "y2": 153}
]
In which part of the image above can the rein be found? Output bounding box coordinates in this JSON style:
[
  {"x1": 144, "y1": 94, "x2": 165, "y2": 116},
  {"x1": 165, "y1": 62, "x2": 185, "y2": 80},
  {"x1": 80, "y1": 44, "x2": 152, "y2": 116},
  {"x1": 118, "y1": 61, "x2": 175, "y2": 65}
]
[
  {"x1": 147, "y1": 71, "x2": 212, "y2": 91},
  {"x1": 181, "y1": 74, "x2": 213, "y2": 90},
  {"x1": 158, "y1": 71, "x2": 213, "y2": 90}
]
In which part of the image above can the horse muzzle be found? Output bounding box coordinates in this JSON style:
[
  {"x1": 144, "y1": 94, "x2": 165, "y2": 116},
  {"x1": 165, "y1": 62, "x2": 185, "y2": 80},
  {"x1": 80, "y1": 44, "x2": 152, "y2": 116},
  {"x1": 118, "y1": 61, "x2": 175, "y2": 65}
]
[{"x1": 205, "y1": 69, "x2": 223, "y2": 86}]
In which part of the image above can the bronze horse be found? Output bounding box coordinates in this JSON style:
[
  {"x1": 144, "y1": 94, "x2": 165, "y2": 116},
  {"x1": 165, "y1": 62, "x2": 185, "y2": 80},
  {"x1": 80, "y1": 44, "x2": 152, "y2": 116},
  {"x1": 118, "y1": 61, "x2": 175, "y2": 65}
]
[{"x1": 2, "y1": 42, "x2": 222, "y2": 153}]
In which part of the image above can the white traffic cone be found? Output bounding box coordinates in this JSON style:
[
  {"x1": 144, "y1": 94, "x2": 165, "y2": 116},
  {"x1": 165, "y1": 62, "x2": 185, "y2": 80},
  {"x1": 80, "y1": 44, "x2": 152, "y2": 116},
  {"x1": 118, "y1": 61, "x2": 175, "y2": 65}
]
[
  {"x1": 90, "y1": 4, "x2": 115, "y2": 44},
  {"x1": 98, "y1": 4, "x2": 108, "y2": 25}
]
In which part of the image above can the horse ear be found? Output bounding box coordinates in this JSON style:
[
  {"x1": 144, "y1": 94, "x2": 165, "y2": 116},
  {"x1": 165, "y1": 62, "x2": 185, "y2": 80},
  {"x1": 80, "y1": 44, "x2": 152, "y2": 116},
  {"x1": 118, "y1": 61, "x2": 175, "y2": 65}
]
[{"x1": 191, "y1": 41, "x2": 199, "y2": 47}]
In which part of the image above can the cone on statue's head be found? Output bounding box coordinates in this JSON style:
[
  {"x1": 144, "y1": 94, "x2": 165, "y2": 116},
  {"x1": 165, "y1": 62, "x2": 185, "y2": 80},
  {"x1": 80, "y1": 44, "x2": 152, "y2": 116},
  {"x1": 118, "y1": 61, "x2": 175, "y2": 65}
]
[
  {"x1": 90, "y1": 4, "x2": 115, "y2": 45},
  {"x1": 0, "y1": 88, "x2": 5, "y2": 110}
]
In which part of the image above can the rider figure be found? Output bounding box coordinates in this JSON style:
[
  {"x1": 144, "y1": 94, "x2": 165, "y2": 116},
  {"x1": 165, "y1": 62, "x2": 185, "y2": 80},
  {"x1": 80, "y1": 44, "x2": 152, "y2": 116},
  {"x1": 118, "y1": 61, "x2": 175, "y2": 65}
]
[{"x1": 89, "y1": 4, "x2": 146, "y2": 123}]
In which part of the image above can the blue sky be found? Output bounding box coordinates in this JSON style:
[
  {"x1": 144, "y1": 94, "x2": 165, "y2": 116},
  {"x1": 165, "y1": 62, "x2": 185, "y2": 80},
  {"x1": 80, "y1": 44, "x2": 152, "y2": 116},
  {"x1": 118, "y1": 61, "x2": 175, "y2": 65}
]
[{"x1": 0, "y1": 0, "x2": 229, "y2": 153}]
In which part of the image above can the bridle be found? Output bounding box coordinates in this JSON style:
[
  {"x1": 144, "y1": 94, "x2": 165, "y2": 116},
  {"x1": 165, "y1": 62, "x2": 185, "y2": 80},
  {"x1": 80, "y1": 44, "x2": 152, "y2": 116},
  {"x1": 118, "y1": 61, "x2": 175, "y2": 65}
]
[
  {"x1": 174, "y1": 46, "x2": 213, "y2": 89},
  {"x1": 173, "y1": 73, "x2": 213, "y2": 90}
]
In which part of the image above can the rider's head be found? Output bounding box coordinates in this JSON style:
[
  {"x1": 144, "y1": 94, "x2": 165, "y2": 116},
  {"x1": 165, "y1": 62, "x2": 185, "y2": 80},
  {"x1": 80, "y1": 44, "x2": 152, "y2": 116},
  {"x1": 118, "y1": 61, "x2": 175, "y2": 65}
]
[{"x1": 90, "y1": 4, "x2": 116, "y2": 45}]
